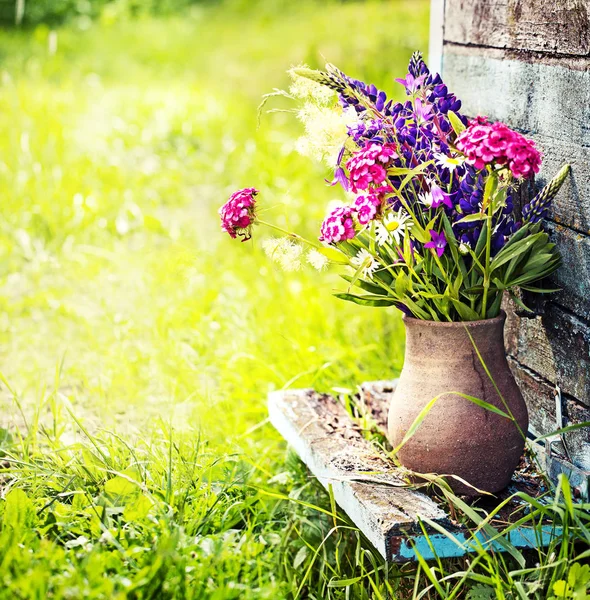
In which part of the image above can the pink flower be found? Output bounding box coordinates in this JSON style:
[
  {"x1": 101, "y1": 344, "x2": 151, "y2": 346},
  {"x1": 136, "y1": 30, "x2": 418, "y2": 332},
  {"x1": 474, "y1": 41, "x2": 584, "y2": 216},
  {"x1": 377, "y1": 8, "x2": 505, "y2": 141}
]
[
  {"x1": 219, "y1": 187, "x2": 258, "y2": 241},
  {"x1": 354, "y1": 194, "x2": 381, "y2": 225},
  {"x1": 346, "y1": 142, "x2": 397, "y2": 193},
  {"x1": 319, "y1": 206, "x2": 356, "y2": 244},
  {"x1": 456, "y1": 119, "x2": 541, "y2": 179}
]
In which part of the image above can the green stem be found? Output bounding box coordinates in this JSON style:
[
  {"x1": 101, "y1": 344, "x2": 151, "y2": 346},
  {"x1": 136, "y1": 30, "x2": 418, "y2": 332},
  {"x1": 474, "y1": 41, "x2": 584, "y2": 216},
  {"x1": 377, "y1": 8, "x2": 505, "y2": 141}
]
[
  {"x1": 481, "y1": 201, "x2": 494, "y2": 319},
  {"x1": 257, "y1": 219, "x2": 319, "y2": 249}
]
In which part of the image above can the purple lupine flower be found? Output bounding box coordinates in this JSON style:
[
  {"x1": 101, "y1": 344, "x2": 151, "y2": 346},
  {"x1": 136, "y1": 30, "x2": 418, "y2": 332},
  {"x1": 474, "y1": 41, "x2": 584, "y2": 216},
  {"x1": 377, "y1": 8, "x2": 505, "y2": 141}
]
[
  {"x1": 424, "y1": 229, "x2": 447, "y2": 257},
  {"x1": 347, "y1": 119, "x2": 384, "y2": 144}
]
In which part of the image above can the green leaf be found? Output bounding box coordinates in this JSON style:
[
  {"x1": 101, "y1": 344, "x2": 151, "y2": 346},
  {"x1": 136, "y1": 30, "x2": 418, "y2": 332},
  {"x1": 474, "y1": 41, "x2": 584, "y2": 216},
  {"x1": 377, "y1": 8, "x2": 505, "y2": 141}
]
[
  {"x1": 333, "y1": 293, "x2": 396, "y2": 307},
  {"x1": 485, "y1": 291, "x2": 504, "y2": 319},
  {"x1": 533, "y1": 421, "x2": 590, "y2": 441},
  {"x1": 2, "y1": 488, "x2": 35, "y2": 531},
  {"x1": 518, "y1": 284, "x2": 561, "y2": 293},
  {"x1": 403, "y1": 296, "x2": 431, "y2": 320},
  {"x1": 340, "y1": 274, "x2": 385, "y2": 295},
  {"x1": 395, "y1": 160, "x2": 434, "y2": 195},
  {"x1": 105, "y1": 469, "x2": 141, "y2": 496},
  {"x1": 317, "y1": 246, "x2": 349, "y2": 264},
  {"x1": 482, "y1": 172, "x2": 498, "y2": 210},
  {"x1": 328, "y1": 576, "x2": 363, "y2": 587},
  {"x1": 123, "y1": 494, "x2": 154, "y2": 521},
  {"x1": 454, "y1": 212, "x2": 486, "y2": 225},
  {"x1": 490, "y1": 233, "x2": 546, "y2": 272},
  {"x1": 508, "y1": 291, "x2": 534, "y2": 314},
  {"x1": 450, "y1": 299, "x2": 480, "y2": 321},
  {"x1": 448, "y1": 110, "x2": 466, "y2": 136},
  {"x1": 293, "y1": 546, "x2": 309, "y2": 569},
  {"x1": 395, "y1": 272, "x2": 409, "y2": 296},
  {"x1": 410, "y1": 223, "x2": 429, "y2": 243}
]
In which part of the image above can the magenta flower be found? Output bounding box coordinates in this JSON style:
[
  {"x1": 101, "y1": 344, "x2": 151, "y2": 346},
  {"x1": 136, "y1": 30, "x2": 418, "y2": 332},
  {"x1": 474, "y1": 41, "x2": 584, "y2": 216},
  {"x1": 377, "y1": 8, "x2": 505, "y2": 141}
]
[
  {"x1": 456, "y1": 119, "x2": 542, "y2": 179},
  {"x1": 354, "y1": 194, "x2": 382, "y2": 225},
  {"x1": 346, "y1": 142, "x2": 397, "y2": 193},
  {"x1": 424, "y1": 229, "x2": 447, "y2": 257},
  {"x1": 219, "y1": 187, "x2": 258, "y2": 241},
  {"x1": 319, "y1": 206, "x2": 356, "y2": 244}
]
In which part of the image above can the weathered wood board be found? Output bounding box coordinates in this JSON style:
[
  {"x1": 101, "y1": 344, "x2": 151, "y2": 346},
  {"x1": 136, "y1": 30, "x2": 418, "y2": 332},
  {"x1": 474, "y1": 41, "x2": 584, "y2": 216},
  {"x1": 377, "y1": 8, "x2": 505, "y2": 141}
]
[
  {"x1": 436, "y1": 0, "x2": 590, "y2": 473},
  {"x1": 444, "y1": 0, "x2": 590, "y2": 56},
  {"x1": 269, "y1": 382, "x2": 561, "y2": 563}
]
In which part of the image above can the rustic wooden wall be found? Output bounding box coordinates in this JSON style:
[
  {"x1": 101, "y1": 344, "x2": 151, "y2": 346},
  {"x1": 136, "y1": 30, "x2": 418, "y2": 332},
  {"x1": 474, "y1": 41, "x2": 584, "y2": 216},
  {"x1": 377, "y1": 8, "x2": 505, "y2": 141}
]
[{"x1": 430, "y1": 0, "x2": 590, "y2": 470}]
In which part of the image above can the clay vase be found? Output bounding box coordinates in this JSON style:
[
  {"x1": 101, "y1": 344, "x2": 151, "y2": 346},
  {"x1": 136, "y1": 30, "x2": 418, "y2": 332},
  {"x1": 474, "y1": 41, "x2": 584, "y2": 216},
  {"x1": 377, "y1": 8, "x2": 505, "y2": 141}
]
[{"x1": 387, "y1": 311, "x2": 528, "y2": 495}]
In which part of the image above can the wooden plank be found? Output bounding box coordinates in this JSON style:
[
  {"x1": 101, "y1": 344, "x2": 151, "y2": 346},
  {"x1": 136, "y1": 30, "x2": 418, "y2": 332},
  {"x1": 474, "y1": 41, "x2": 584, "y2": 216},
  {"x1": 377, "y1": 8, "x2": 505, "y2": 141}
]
[
  {"x1": 442, "y1": 49, "x2": 590, "y2": 234},
  {"x1": 442, "y1": 48, "x2": 590, "y2": 146},
  {"x1": 505, "y1": 302, "x2": 590, "y2": 407},
  {"x1": 267, "y1": 388, "x2": 450, "y2": 562},
  {"x1": 536, "y1": 138, "x2": 590, "y2": 236},
  {"x1": 428, "y1": 0, "x2": 445, "y2": 76},
  {"x1": 547, "y1": 224, "x2": 590, "y2": 316},
  {"x1": 508, "y1": 357, "x2": 590, "y2": 471},
  {"x1": 444, "y1": 0, "x2": 590, "y2": 56},
  {"x1": 268, "y1": 385, "x2": 563, "y2": 561}
]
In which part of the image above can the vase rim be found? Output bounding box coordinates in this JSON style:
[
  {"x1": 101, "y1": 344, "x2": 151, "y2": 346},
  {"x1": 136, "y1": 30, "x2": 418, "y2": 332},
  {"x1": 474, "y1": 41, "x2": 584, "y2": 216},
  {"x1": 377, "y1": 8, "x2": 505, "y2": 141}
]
[{"x1": 402, "y1": 310, "x2": 506, "y2": 328}]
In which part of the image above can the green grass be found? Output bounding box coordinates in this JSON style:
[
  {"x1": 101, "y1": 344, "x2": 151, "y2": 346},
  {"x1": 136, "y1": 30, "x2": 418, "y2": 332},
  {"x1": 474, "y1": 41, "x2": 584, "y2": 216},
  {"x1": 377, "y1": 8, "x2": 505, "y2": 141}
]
[
  {"x1": 0, "y1": 1, "x2": 417, "y2": 597},
  {"x1": 0, "y1": 2, "x2": 589, "y2": 599}
]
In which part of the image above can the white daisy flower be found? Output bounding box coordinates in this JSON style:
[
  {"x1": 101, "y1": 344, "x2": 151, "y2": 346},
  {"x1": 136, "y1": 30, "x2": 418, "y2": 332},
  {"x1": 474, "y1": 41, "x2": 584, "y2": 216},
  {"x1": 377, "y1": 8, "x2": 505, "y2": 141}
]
[
  {"x1": 350, "y1": 248, "x2": 379, "y2": 279},
  {"x1": 375, "y1": 222, "x2": 390, "y2": 246},
  {"x1": 382, "y1": 210, "x2": 412, "y2": 245},
  {"x1": 434, "y1": 152, "x2": 465, "y2": 172},
  {"x1": 306, "y1": 249, "x2": 329, "y2": 271}
]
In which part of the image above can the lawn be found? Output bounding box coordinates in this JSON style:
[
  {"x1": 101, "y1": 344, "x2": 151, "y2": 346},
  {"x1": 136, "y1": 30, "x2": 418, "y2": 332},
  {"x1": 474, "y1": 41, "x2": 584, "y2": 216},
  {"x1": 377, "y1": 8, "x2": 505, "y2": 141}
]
[{"x1": 0, "y1": 2, "x2": 426, "y2": 597}]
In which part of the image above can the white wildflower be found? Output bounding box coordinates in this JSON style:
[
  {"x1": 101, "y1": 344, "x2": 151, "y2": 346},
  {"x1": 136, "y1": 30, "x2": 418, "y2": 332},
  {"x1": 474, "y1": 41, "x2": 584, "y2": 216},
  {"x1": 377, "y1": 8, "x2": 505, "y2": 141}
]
[
  {"x1": 382, "y1": 210, "x2": 412, "y2": 245},
  {"x1": 307, "y1": 249, "x2": 329, "y2": 271},
  {"x1": 350, "y1": 248, "x2": 379, "y2": 279},
  {"x1": 263, "y1": 237, "x2": 303, "y2": 272},
  {"x1": 295, "y1": 102, "x2": 349, "y2": 165},
  {"x1": 459, "y1": 242, "x2": 470, "y2": 255},
  {"x1": 418, "y1": 190, "x2": 434, "y2": 208},
  {"x1": 434, "y1": 152, "x2": 465, "y2": 172},
  {"x1": 288, "y1": 66, "x2": 335, "y2": 105}
]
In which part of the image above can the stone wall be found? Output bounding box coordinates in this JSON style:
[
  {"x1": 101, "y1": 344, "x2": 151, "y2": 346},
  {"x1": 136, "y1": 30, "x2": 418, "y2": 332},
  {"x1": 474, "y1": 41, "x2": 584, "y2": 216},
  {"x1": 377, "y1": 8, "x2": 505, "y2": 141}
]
[{"x1": 430, "y1": 0, "x2": 590, "y2": 470}]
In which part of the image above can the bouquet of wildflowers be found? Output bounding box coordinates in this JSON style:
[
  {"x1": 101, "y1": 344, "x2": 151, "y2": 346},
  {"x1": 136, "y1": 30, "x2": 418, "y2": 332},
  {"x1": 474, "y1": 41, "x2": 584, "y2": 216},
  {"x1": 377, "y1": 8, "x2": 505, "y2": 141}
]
[{"x1": 220, "y1": 52, "x2": 569, "y2": 321}]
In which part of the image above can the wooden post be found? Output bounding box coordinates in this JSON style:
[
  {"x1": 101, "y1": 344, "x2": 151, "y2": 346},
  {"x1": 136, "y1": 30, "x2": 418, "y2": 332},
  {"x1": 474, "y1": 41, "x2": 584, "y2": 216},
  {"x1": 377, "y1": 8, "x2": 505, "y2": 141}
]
[{"x1": 434, "y1": 0, "x2": 590, "y2": 470}]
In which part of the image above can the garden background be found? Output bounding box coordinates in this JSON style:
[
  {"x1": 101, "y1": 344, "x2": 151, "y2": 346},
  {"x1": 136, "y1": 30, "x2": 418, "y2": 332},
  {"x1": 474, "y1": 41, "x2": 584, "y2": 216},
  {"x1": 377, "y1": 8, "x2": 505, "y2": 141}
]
[{"x1": 0, "y1": 0, "x2": 428, "y2": 597}]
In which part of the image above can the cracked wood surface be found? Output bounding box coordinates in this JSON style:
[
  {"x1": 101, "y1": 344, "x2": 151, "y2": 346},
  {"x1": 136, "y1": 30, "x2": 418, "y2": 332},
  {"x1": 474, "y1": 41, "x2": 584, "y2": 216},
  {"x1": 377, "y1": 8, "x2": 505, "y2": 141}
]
[{"x1": 444, "y1": 0, "x2": 590, "y2": 57}]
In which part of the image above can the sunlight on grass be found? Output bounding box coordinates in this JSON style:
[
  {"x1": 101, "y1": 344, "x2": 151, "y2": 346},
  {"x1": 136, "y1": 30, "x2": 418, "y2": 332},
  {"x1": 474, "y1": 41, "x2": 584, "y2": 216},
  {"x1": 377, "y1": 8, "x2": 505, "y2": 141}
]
[
  {"x1": 0, "y1": 1, "x2": 424, "y2": 596},
  {"x1": 0, "y1": 2, "x2": 421, "y2": 432}
]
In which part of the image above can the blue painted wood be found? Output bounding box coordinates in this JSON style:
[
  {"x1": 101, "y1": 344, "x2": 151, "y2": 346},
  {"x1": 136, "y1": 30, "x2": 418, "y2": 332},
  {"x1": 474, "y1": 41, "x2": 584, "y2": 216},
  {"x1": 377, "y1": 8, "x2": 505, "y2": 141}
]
[{"x1": 393, "y1": 525, "x2": 562, "y2": 562}]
